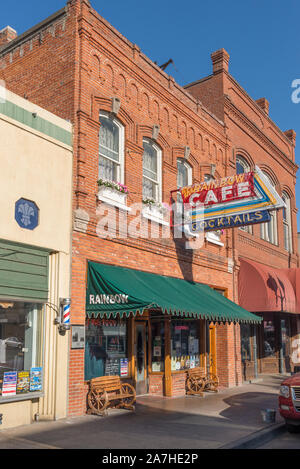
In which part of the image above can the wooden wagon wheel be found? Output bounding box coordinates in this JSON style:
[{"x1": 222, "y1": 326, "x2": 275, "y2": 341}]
[
  {"x1": 87, "y1": 389, "x2": 108, "y2": 414},
  {"x1": 187, "y1": 375, "x2": 205, "y2": 394},
  {"x1": 120, "y1": 383, "x2": 136, "y2": 408},
  {"x1": 206, "y1": 375, "x2": 219, "y2": 392}
]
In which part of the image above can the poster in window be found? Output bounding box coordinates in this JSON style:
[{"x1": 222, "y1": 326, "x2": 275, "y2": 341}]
[
  {"x1": 2, "y1": 371, "x2": 17, "y2": 397},
  {"x1": 106, "y1": 336, "x2": 125, "y2": 354},
  {"x1": 17, "y1": 371, "x2": 30, "y2": 394},
  {"x1": 120, "y1": 358, "x2": 128, "y2": 377},
  {"x1": 30, "y1": 367, "x2": 43, "y2": 392},
  {"x1": 153, "y1": 346, "x2": 161, "y2": 357}
]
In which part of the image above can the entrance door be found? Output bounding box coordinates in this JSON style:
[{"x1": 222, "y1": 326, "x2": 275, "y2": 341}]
[
  {"x1": 135, "y1": 322, "x2": 148, "y2": 395},
  {"x1": 241, "y1": 324, "x2": 258, "y2": 381}
]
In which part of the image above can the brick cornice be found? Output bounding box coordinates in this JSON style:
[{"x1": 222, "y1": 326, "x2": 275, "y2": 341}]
[
  {"x1": 226, "y1": 73, "x2": 296, "y2": 150},
  {"x1": 225, "y1": 97, "x2": 298, "y2": 174}
]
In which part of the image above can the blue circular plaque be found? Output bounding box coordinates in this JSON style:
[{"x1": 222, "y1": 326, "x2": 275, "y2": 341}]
[{"x1": 15, "y1": 198, "x2": 39, "y2": 230}]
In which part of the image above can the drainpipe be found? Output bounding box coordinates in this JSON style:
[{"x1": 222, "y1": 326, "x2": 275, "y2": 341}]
[
  {"x1": 206, "y1": 321, "x2": 210, "y2": 376},
  {"x1": 253, "y1": 327, "x2": 258, "y2": 379},
  {"x1": 279, "y1": 320, "x2": 284, "y2": 374}
]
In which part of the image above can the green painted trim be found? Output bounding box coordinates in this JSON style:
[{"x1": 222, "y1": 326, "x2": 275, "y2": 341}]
[
  {"x1": 0, "y1": 239, "x2": 49, "y2": 301},
  {"x1": 0, "y1": 100, "x2": 72, "y2": 146}
]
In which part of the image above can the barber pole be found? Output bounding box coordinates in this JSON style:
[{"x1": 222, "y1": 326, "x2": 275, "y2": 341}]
[
  {"x1": 63, "y1": 303, "x2": 70, "y2": 324},
  {"x1": 60, "y1": 298, "x2": 71, "y2": 325}
]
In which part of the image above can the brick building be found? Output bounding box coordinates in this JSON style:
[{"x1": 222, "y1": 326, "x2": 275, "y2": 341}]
[
  {"x1": 0, "y1": 0, "x2": 297, "y2": 419},
  {"x1": 186, "y1": 49, "x2": 299, "y2": 380}
]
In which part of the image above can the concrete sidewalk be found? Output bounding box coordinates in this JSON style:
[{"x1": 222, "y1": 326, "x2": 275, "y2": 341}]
[{"x1": 0, "y1": 374, "x2": 287, "y2": 449}]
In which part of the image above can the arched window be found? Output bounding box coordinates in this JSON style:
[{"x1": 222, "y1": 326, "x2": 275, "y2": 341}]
[
  {"x1": 236, "y1": 155, "x2": 250, "y2": 175},
  {"x1": 235, "y1": 155, "x2": 252, "y2": 234},
  {"x1": 142, "y1": 139, "x2": 162, "y2": 202},
  {"x1": 282, "y1": 192, "x2": 292, "y2": 252},
  {"x1": 99, "y1": 112, "x2": 124, "y2": 182},
  {"x1": 260, "y1": 172, "x2": 278, "y2": 245},
  {"x1": 177, "y1": 159, "x2": 192, "y2": 189},
  {"x1": 203, "y1": 174, "x2": 223, "y2": 245}
]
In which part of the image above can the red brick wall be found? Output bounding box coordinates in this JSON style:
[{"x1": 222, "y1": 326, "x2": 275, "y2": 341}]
[
  {"x1": 0, "y1": 1, "x2": 263, "y2": 416},
  {"x1": 171, "y1": 373, "x2": 186, "y2": 397},
  {"x1": 149, "y1": 375, "x2": 164, "y2": 396}
]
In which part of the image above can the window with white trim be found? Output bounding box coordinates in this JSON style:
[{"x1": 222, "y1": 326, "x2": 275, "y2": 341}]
[
  {"x1": 236, "y1": 155, "x2": 252, "y2": 234},
  {"x1": 177, "y1": 158, "x2": 192, "y2": 202},
  {"x1": 204, "y1": 174, "x2": 223, "y2": 245},
  {"x1": 99, "y1": 112, "x2": 124, "y2": 182},
  {"x1": 282, "y1": 192, "x2": 292, "y2": 252},
  {"x1": 260, "y1": 172, "x2": 278, "y2": 245},
  {"x1": 142, "y1": 139, "x2": 162, "y2": 202}
]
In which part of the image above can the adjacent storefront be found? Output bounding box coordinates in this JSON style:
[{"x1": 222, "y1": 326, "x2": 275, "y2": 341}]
[
  {"x1": 0, "y1": 88, "x2": 73, "y2": 428},
  {"x1": 85, "y1": 261, "x2": 261, "y2": 397},
  {"x1": 239, "y1": 258, "x2": 299, "y2": 380},
  {"x1": 0, "y1": 241, "x2": 48, "y2": 401}
]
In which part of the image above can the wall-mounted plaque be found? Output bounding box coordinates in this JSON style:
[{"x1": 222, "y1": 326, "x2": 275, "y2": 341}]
[
  {"x1": 71, "y1": 325, "x2": 85, "y2": 349},
  {"x1": 15, "y1": 198, "x2": 39, "y2": 230}
]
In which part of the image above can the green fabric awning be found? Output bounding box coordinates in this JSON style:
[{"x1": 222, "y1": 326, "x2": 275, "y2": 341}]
[{"x1": 86, "y1": 261, "x2": 262, "y2": 324}]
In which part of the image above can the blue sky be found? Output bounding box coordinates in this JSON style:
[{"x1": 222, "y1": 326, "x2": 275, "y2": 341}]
[{"x1": 1, "y1": 0, "x2": 299, "y2": 225}]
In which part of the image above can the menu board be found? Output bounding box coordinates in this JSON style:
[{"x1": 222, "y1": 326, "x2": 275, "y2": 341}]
[
  {"x1": 30, "y1": 367, "x2": 43, "y2": 392},
  {"x1": 2, "y1": 371, "x2": 17, "y2": 397},
  {"x1": 17, "y1": 371, "x2": 30, "y2": 394},
  {"x1": 105, "y1": 358, "x2": 120, "y2": 376}
]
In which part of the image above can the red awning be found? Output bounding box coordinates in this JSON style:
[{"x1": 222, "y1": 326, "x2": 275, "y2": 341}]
[{"x1": 239, "y1": 259, "x2": 297, "y2": 313}]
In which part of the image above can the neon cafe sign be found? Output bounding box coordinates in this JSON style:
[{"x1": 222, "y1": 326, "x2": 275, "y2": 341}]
[{"x1": 173, "y1": 166, "x2": 285, "y2": 233}]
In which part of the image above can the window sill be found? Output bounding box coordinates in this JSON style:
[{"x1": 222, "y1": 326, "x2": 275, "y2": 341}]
[
  {"x1": 205, "y1": 233, "x2": 224, "y2": 246},
  {"x1": 98, "y1": 187, "x2": 131, "y2": 212},
  {"x1": 0, "y1": 392, "x2": 44, "y2": 404},
  {"x1": 142, "y1": 206, "x2": 169, "y2": 226}
]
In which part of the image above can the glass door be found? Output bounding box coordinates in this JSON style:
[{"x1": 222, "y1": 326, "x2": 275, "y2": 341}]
[{"x1": 135, "y1": 322, "x2": 148, "y2": 395}]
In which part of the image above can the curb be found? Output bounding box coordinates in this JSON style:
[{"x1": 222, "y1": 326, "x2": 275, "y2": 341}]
[{"x1": 219, "y1": 422, "x2": 286, "y2": 449}]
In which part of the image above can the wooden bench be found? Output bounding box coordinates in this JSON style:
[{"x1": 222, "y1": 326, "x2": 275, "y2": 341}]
[
  {"x1": 186, "y1": 367, "x2": 206, "y2": 395},
  {"x1": 87, "y1": 375, "x2": 136, "y2": 416},
  {"x1": 186, "y1": 367, "x2": 219, "y2": 395}
]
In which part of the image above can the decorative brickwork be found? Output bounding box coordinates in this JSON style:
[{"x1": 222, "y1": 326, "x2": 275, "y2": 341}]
[{"x1": 0, "y1": 0, "x2": 297, "y2": 415}]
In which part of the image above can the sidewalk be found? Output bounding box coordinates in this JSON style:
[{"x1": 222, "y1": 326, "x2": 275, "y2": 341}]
[{"x1": 0, "y1": 374, "x2": 287, "y2": 449}]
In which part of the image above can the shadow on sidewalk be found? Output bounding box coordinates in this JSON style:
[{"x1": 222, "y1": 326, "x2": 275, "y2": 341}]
[{"x1": 0, "y1": 389, "x2": 282, "y2": 449}]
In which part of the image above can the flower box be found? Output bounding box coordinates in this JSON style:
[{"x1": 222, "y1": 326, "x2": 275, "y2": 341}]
[{"x1": 97, "y1": 186, "x2": 130, "y2": 211}]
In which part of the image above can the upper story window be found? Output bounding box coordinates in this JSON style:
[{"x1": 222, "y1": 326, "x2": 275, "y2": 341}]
[
  {"x1": 177, "y1": 159, "x2": 192, "y2": 203},
  {"x1": 260, "y1": 172, "x2": 278, "y2": 245},
  {"x1": 99, "y1": 112, "x2": 124, "y2": 182},
  {"x1": 282, "y1": 192, "x2": 292, "y2": 252},
  {"x1": 236, "y1": 155, "x2": 252, "y2": 234},
  {"x1": 177, "y1": 159, "x2": 192, "y2": 189},
  {"x1": 203, "y1": 174, "x2": 223, "y2": 245},
  {"x1": 236, "y1": 155, "x2": 250, "y2": 175},
  {"x1": 142, "y1": 139, "x2": 162, "y2": 202}
]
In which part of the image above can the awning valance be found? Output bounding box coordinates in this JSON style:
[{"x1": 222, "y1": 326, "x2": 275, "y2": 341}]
[
  {"x1": 239, "y1": 258, "x2": 297, "y2": 313},
  {"x1": 86, "y1": 261, "x2": 261, "y2": 324}
]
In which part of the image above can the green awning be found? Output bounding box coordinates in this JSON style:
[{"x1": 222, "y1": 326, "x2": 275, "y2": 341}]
[{"x1": 86, "y1": 261, "x2": 262, "y2": 324}]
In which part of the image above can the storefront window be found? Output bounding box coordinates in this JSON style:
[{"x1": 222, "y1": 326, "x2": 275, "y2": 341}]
[
  {"x1": 85, "y1": 318, "x2": 128, "y2": 380},
  {"x1": 151, "y1": 321, "x2": 164, "y2": 372},
  {"x1": 263, "y1": 320, "x2": 276, "y2": 357},
  {"x1": 171, "y1": 320, "x2": 200, "y2": 371},
  {"x1": 0, "y1": 301, "x2": 43, "y2": 398}
]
